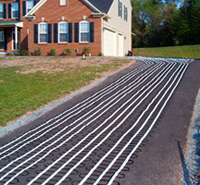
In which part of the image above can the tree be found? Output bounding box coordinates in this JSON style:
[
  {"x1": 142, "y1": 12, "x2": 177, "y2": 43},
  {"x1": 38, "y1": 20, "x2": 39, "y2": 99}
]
[{"x1": 131, "y1": 0, "x2": 200, "y2": 47}]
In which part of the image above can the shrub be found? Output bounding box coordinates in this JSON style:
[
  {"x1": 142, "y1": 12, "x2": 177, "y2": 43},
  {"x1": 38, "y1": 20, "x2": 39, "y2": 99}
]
[
  {"x1": 34, "y1": 47, "x2": 41, "y2": 56},
  {"x1": 16, "y1": 50, "x2": 21, "y2": 56},
  {"x1": 83, "y1": 46, "x2": 91, "y2": 55},
  {"x1": 20, "y1": 50, "x2": 30, "y2": 56},
  {"x1": 98, "y1": 52, "x2": 103, "y2": 56},
  {"x1": 9, "y1": 53, "x2": 15, "y2": 56},
  {"x1": 64, "y1": 47, "x2": 71, "y2": 56},
  {"x1": 50, "y1": 48, "x2": 56, "y2": 56}
]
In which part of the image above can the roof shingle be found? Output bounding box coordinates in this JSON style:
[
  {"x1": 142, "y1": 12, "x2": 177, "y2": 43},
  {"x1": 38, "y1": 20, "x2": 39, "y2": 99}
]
[{"x1": 86, "y1": 0, "x2": 114, "y2": 13}]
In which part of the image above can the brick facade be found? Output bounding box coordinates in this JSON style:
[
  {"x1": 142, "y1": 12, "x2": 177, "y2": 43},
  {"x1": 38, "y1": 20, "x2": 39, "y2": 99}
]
[{"x1": 0, "y1": 0, "x2": 102, "y2": 56}]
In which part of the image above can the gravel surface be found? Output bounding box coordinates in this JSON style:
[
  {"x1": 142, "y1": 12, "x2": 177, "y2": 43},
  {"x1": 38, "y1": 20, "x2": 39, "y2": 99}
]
[{"x1": 184, "y1": 88, "x2": 200, "y2": 184}]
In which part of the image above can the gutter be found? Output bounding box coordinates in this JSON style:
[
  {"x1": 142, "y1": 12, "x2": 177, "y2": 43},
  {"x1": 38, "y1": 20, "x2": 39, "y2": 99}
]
[
  {"x1": 82, "y1": 0, "x2": 102, "y2": 13},
  {"x1": 91, "y1": 12, "x2": 111, "y2": 19}
]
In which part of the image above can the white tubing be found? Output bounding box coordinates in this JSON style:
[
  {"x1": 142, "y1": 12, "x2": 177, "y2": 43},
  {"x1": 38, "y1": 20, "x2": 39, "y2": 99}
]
[
  {"x1": 0, "y1": 62, "x2": 151, "y2": 154},
  {"x1": 0, "y1": 62, "x2": 153, "y2": 157},
  {"x1": 41, "y1": 63, "x2": 177, "y2": 185},
  {"x1": 107, "y1": 63, "x2": 189, "y2": 185},
  {"x1": 27, "y1": 63, "x2": 172, "y2": 185},
  {"x1": 79, "y1": 63, "x2": 185, "y2": 185},
  {"x1": 0, "y1": 63, "x2": 161, "y2": 181},
  {"x1": 0, "y1": 63, "x2": 160, "y2": 161}
]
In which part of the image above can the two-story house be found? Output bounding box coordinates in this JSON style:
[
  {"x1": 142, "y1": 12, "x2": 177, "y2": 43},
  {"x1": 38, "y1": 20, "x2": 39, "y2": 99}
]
[{"x1": 0, "y1": 0, "x2": 132, "y2": 56}]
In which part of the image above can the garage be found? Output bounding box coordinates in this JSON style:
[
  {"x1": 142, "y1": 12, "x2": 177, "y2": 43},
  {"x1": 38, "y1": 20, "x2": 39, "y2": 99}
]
[
  {"x1": 118, "y1": 34, "x2": 124, "y2": 56},
  {"x1": 103, "y1": 28, "x2": 117, "y2": 56}
]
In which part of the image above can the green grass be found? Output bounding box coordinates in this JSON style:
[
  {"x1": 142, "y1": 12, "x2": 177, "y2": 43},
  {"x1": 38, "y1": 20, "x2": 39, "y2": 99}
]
[
  {"x1": 0, "y1": 57, "x2": 132, "y2": 126},
  {"x1": 134, "y1": 45, "x2": 200, "y2": 59}
]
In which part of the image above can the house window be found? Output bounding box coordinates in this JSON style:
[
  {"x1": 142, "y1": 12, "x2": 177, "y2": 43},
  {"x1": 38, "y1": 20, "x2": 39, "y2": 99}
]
[
  {"x1": 0, "y1": 31, "x2": 4, "y2": 50},
  {"x1": 39, "y1": 22, "x2": 48, "y2": 43},
  {"x1": 60, "y1": 0, "x2": 66, "y2": 5},
  {"x1": 27, "y1": 0, "x2": 34, "y2": 13},
  {"x1": 80, "y1": 21, "x2": 90, "y2": 42},
  {"x1": 0, "y1": 31, "x2": 4, "y2": 42},
  {"x1": 118, "y1": 0, "x2": 122, "y2": 18},
  {"x1": 0, "y1": 4, "x2": 3, "y2": 19},
  {"x1": 59, "y1": 21, "x2": 68, "y2": 43},
  {"x1": 12, "y1": 2, "x2": 19, "y2": 18},
  {"x1": 124, "y1": 6, "x2": 127, "y2": 21}
]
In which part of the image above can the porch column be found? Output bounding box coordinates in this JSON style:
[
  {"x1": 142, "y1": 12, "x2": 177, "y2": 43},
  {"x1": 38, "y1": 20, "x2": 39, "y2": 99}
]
[{"x1": 15, "y1": 26, "x2": 18, "y2": 51}]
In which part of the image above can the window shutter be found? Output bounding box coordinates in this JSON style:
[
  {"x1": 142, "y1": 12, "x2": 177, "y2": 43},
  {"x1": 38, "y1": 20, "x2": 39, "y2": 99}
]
[
  {"x1": 54, "y1": 23, "x2": 58, "y2": 43},
  {"x1": 8, "y1": 3, "x2": 11, "y2": 18},
  {"x1": 23, "y1": 1, "x2": 26, "y2": 16},
  {"x1": 120, "y1": 2, "x2": 122, "y2": 17},
  {"x1": 48, "y1": 24, "x2": 52, "y2": 43},
  {"x1": 3, "y1": 4, "x2": 6, "y2": 18},
  {"x1": 74, "y1": 22, "x2": 79, "y2": 43},
  {"x1": 118, "y1": 0, "x2": 120, "y2": 16},
  {"x1": 68, "y1": 23, "x2": 72, "y2": 43},
  {"x1": 34, "y1": 24, "x2": 38, "y2": 43},
  {"x1": 4, "y1": 30, "x2": 7, "y2": 51},
  {"x1": 118, "y1": 0, "x2": 122, "y2": 18},
  {"x1": 126, "y1": 7, "x2": 127, "y2": 20},
  {"x1": 90, "y1": 22, "x2": 94, "y2": 42}
]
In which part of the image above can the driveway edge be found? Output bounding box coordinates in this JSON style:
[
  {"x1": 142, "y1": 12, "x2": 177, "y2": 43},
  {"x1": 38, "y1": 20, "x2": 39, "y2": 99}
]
[
  {"x1": 183, "y1": 88, "x2": 200, "y2": 184},
  {"x1": 0, "y1": 66, "x2": 131, "y2": 138}
]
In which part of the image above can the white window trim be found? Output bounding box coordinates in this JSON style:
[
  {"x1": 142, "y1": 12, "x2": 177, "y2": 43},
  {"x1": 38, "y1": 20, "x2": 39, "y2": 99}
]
[
  {"x1": 11, "y1": 2, "x2": 19, "y2": 19},
  {"x1": 58, "y1": 21, "x2": 68, "y2": 43},
  {"x1": 60, "y1": 0, "x2": 66, "y2": 6},
  {"x1": 38, "y1": 22, "x2": 48, "y2": 44},
  {"x1": 0, "y1": 4, "x2": 3, "y2": 19},
  {"x1": 26, "y1": 0, "x2": 34, "y2": 14},
  {"x1": 79, "y1": 20, "x2": 90, "y2": 43}
]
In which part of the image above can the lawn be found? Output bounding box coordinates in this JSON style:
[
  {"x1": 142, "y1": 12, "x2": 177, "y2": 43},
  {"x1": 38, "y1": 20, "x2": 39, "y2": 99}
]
[
  {"x1": 134, "y1": 45, "x2": 200, "y2": 59},
  {"x1": 0, "y1": 56, "x2": 134, "y2": 127}
]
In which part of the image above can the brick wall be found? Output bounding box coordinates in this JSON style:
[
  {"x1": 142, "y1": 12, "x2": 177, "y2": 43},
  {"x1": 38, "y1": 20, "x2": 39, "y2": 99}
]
[
  {"x1": 0, "y1": 0, "x2": 102, "y2": 55},
  {"x1": 22, "y1": 0, "x2": 102, "y2": 56}
]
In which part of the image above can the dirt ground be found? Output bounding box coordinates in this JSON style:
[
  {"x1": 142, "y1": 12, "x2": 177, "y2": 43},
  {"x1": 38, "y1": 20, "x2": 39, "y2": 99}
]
[{"x1": 0, "y1": 56, "x2": 135, "y2": 74}]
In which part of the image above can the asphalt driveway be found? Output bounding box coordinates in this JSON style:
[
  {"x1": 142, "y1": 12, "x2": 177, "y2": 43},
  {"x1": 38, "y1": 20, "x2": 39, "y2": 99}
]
[{"x1": 0, "y1": 58, "x2": 199, "y2": 185}]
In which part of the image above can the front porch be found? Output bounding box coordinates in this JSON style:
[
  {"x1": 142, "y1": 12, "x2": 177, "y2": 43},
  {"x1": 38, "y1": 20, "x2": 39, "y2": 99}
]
[{"x1": 0, "y1": 20, "x2": 23, "y2": 55}]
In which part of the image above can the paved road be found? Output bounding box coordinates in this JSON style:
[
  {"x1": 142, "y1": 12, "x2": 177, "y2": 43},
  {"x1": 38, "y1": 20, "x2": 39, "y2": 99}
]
[{"x1": 0, "y1": 58, "x2": 199, "y2": 185}]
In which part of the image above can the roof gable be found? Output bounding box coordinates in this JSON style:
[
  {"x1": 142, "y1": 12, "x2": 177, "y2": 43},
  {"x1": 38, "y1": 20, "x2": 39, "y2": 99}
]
[
  {"x1": 24, "y1": 0, "x2": 114, "y2": 18},
  {"x1": 84, "y1": 0, "x2": 114, "y2": 13}
]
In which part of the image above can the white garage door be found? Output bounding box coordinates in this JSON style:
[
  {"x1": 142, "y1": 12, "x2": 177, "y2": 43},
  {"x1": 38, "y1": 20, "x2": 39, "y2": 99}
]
[
  {"x1": 103, "y1": 29, "x2": 117, "y2": 56},
  {"x1": 118, "y1": 34, "x2": 124, "y2": 57}
]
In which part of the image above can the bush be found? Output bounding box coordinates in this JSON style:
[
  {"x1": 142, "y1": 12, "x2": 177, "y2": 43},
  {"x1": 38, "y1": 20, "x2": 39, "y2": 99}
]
[
  {"x1": 64, "y1": 47, "x2": 71, "y2": 56},
  {"x1": 98, "y1": 52, "x2": 103, "y2": 56},
  {"x1": 50, "y1": 48, "x2": 56, "y2": 56},
  {"x1": 16, "y1": 50, "x2": 21, "y2": 56},
  {"x1": 20, "y1": 50, "x2": 30, "y2": 56},
  {"x1": 83, "y1": 46, "x2": 91, "y2": 55},
  {"x1": 9, "y1": 53, "x2": 15, "y2": 56},
  {"x1": 34, "y1": 47, "x2": 41, "y2": 56}
]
